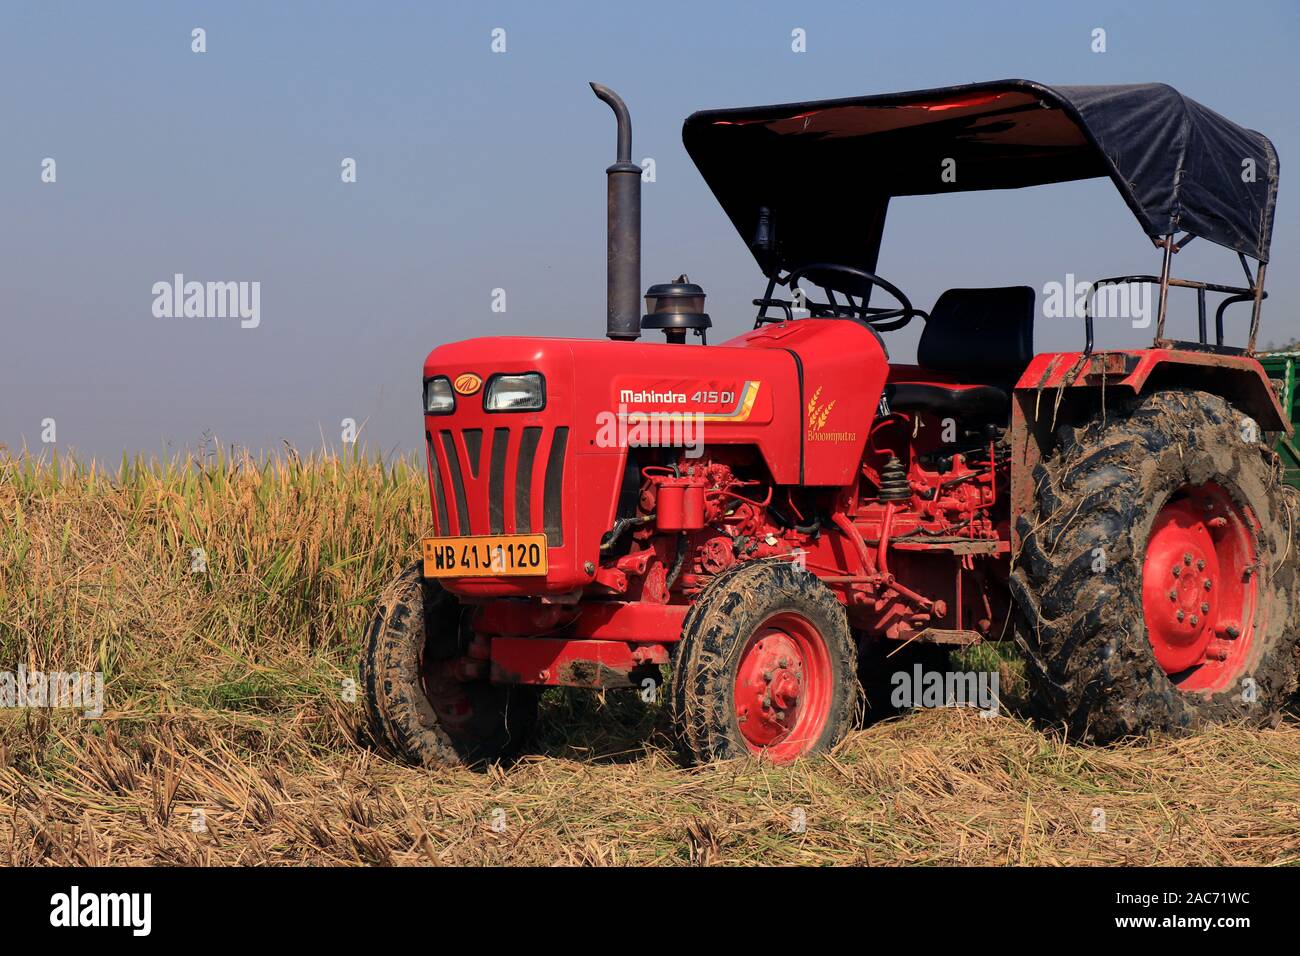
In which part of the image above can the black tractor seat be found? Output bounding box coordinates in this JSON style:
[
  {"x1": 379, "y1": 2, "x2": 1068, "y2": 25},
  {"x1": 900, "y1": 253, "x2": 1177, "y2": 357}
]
[
  {"x1": 884, "y1": 286, "x2": 1036, "y2": 422},
  {"x1": 886, "y1": 381, "x2": 1009, "y2": 420},
  {"x1": 918, "y1": 285, "x2": 1035, "y2": 381}
]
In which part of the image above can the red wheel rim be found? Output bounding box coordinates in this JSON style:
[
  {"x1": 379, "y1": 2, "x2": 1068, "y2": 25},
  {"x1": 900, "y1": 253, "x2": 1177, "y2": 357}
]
[
  {"x1": 732, "y1": 611, "x2": 834, "y2": 762},
  {"x1": 1140, "y1": 482, "x2": 1259, "y2": 692}
]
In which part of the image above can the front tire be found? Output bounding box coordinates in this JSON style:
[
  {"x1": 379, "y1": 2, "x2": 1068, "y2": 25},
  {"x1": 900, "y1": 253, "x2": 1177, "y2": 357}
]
[
  {"x1": 670, "y1": 560, "x2": 859, "y2": 764},
  {"x1": 1012, "y1": 389, "x2": 1300, "y2": 742},
  {"x1": 359, "y1": 562, "x2": 537, "y2": 767}
]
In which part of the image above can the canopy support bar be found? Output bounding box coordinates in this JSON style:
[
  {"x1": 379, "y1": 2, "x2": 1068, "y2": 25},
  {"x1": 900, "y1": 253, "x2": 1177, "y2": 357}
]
[
  {"x1": 1154, "y1": 236, "x2": 1175, "y2": 341},
  {"x1": 1248, "y1": 262, "x2": 1267, "y2": 352}
]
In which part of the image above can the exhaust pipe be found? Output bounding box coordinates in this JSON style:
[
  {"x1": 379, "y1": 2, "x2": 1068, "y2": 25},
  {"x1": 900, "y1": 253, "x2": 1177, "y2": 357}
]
[{"x1": 590, "y1": 82, "x2": 641, "y2": 341}]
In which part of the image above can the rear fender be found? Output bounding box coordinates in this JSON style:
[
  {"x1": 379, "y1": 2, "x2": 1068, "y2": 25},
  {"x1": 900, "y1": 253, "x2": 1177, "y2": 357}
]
[{"x1": 1008, "y1": 348, "x2": 1290, "y2": 553}]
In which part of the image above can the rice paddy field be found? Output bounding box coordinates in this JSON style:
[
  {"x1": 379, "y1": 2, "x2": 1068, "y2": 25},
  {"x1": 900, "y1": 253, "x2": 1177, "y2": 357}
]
[{"x1": 3, "y1": 448, "x2": 1299, "y2": 866}]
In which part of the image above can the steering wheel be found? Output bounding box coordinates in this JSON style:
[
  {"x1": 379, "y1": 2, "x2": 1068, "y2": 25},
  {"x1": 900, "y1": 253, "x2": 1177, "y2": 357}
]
[{"x1": 784, "y1": 262, "x2": 926, "y2": 332}]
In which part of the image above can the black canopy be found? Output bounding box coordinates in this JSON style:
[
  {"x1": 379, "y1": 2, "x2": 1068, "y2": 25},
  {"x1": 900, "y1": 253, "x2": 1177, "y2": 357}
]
[{"x1": 683, "y1": 80, "x2": 1279, "y2": 276}]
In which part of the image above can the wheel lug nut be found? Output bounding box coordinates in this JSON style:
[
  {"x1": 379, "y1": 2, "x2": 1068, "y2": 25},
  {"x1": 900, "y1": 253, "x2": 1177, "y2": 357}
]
[
  {"x1": 1168, "y1": 589, "x2": 1178, "y2": 601},
  {"x1": 1196, "y1": 559, "x2": 1205, "y2": 570},
  {"x1": 1176, "y1": 610, "x2": 1185, "y2": 622},
  {"x1": 1201, "y1": 602, "x2": 1209, "y2": 614},
  {"x1": 1172, "y1": 566, "x2": 1182, "y2": 578},
  {"x1": 1184, "y1": 553, "x2": 1193, "y2": 565},
  {"x1": 1204, "y1": 580, "x2": 1212, "y2": 591},
  {"x1": 1190, "y1": 615, "x2": 1199, "y2": 626},
  {"x1": 762, "y1": 695, "x2": 772, "y2": 709},
  {"x1": 778, "y1": 657, "x2": 790, "y2": 668},
  {"x1": 763, "y1": 670, "x2": 773, "y2": 682}
]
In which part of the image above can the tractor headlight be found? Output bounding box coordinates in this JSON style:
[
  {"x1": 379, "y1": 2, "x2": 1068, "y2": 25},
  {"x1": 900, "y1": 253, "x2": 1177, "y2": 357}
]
[
  {"x1": 484, "y1": 373, "x2": 546, "y2": 412},
  {"x1": 423, "y1": 377, "x2": 455, "y2": 415}
]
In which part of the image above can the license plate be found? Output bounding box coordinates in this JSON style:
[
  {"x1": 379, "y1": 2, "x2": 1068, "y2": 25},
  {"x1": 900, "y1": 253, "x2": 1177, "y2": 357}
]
[{"x1": 421, "y1": 533, "x2": 548, "y2": 578}]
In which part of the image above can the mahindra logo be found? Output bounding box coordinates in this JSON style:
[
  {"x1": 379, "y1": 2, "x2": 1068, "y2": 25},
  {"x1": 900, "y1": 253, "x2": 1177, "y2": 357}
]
[{"x1": 453, "y1": 373, "x2": 482, "y2": 395}]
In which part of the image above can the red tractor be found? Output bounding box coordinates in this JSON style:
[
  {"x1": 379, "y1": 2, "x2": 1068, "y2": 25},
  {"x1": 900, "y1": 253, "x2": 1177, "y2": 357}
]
[{"x1": 360, "y1": 79, "x2": 1298, "y2": 766}]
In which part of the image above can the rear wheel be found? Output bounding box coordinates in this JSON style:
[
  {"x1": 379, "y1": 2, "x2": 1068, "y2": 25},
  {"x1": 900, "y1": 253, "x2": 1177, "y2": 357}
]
[
  {"x1": 360, "y1": 562, "x2": 537, "y2": 767},
  {"x1": 1013, "y1": 389, "x2": 1300, "y2": 741},
  {"x1": 670, "y1": 560, "x2": 859, "y2": 763}
]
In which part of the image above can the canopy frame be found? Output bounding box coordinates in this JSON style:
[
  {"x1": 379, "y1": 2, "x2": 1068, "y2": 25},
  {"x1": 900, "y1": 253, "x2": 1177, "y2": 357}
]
[{"x1": 684, "y1": 79, "x2": 1279, "y2": 354}]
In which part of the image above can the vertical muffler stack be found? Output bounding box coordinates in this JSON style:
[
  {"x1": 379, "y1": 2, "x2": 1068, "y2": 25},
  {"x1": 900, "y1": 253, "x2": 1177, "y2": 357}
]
[{"x1": 590, "y1": 83, "x2": 641, "y2": 341}]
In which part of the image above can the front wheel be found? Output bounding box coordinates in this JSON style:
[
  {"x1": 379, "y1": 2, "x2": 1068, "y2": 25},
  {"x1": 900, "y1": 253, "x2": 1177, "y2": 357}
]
[
  {"x1": 359, "y1": 562, "x2": 537, "y2": 767},
  {"x1": 1013, "y1": 389, "x2": 1300, "y2": 742},
  {"x1": 670, "y1": 560, "x2": 859, "y2": 764}
]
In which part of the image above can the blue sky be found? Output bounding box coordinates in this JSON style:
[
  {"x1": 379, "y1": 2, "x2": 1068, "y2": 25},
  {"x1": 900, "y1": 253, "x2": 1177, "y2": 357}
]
[{"x1": 3, "y1": 0, "x2": 1298, "y2": 460}]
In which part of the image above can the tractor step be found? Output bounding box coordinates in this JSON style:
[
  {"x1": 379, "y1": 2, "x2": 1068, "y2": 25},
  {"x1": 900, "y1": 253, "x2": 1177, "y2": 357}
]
[
  {"x1": 898, "y1": 628, "x2": 983, "y2": 646},
  {"x1": 891, "y1": 538, "x2": 1007, "y2": 555}
]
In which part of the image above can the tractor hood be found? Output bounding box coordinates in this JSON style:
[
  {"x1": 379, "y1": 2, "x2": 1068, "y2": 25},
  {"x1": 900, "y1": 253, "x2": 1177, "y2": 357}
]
[
  {"x1": 421, "y1": 322, "x2": 887, "y2": 596},
  {"x1": 684, "y1": 79, "x2": 1279, "y2": 274}
]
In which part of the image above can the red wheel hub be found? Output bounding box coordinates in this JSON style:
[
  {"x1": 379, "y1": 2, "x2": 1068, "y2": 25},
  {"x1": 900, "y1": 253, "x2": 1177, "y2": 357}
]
[
  {"x1": 1141, "y1": 483, "x2": 1258, "y2": 692},
  {"x1": 733, "y1": 612, "x2": 834, "y2": 762}
]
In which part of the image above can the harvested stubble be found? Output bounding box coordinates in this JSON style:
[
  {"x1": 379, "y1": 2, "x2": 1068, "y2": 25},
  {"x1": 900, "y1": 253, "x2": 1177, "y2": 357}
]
[{"x1": 2, "y1": 448, "x2": 1299, "y2": 866}]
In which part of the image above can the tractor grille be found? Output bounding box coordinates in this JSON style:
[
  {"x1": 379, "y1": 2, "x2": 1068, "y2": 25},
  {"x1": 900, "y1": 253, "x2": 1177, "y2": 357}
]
[{"x1": 426, "y1": 425, "x2": 569, "y2": 545}]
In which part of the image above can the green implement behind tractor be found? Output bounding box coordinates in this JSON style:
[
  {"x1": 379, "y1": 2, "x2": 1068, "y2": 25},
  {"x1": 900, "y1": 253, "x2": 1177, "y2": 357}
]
[{"x1": 1261, "y1": 350, "x2": 1300, "y2": 488}]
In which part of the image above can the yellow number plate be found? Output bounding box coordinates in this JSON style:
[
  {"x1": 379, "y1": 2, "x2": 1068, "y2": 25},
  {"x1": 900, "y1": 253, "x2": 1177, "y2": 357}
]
[{"x1": 421, "y1": 533, "x2": 549, "y2": 578}]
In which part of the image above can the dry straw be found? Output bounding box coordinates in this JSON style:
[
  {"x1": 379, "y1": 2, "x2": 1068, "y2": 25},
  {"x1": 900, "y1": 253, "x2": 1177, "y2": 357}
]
[{"x1": 2, "y1": 448, "x2": 1298, "y2": 865}]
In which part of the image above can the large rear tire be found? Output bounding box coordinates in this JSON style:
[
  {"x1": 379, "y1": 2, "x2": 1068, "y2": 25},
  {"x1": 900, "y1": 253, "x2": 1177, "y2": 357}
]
[
  {"x1": 1012, "y1": 389, "x2": 1300, "y2": 742},
  {"x1": 360, "y1": 562, "x2": 537, "y2": 767},
  {"x1": 670, "y1": 560, "x2": 859, "y2": 764}
]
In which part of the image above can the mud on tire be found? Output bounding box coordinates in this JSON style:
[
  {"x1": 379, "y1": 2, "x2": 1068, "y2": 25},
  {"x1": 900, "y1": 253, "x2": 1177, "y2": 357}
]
[
  {"x1": 359, "y1": 562, "x2": 537, "y2": 767},
  {"x1": 670, "y1": 559, "x2": 859, "y2": 764},
  {"x1": 1012, "y1": 388, "x2": 1300, "y2": 742}
]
